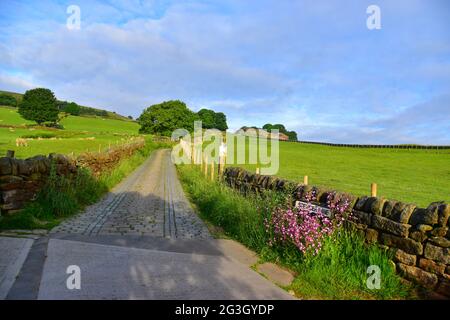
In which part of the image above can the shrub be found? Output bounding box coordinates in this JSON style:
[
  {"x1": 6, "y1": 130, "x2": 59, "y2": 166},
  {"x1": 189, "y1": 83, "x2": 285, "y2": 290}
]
[
  {"x1": 18, "y1": 88, "x2": 59, "y2": 124},
  {"x1": 63, "y1": 102, "x2": 81, "y2": 115},
  {"x1": 0, "y1": 93, "x2": 17, "y2": 107}
]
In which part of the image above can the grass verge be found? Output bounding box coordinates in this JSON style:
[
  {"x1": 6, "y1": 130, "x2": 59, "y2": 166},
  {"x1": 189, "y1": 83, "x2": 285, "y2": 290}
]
[
  {"x1": 177, "y1": 164, "x2": 414, "y2": 300},
  {"x1": 0, "y1": 137, "x2": 170, "y2": 230}
]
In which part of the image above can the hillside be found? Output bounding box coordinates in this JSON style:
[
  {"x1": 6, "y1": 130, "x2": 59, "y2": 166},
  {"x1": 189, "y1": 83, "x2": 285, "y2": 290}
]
[
  {"x1": 0, "y1": 89, "x2": 133, "y2": 122},
  {"x1": 0, "y1": 106, "x2": 140, "y2": 158}
]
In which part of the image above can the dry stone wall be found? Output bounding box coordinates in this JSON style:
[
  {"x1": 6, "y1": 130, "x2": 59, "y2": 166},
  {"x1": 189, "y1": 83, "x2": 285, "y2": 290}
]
[
  {"x1": 0, "y1": 139, "x2": 145, "y2": 216},
  {"x1": 223, "y1": 167, "x2": 450, "y2": 297}
]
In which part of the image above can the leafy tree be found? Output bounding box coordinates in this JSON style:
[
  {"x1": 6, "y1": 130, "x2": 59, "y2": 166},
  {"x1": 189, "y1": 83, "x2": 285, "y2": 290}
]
[
  {"x1": 261, "y1": 123, "x2": 298, "y2": 141},
  {"x1": 64, "y1": 102, "x2": 81, "y2": 115},
  {"x1": 286, "y1": 131, "x2": 298, "y2": 141},
  {"x1": 271, "y1": 124, "x2": 286, "y2": 132},
  {"x1": 198, "y1": 109, "x2": 216, "y2": 129},
  {"x1": 0, "y1": 94, "x2": 17, "y2": 107},
  {"x1": 138, "y1": 100, "x2": 198, "y2": 136},
  {"x1": 128, "y1": 115, "x2": 133, "y2": 120},
  {"x1": 214, "y1": 112, "x2": 228, "y2": 131},
  {"x1": 197, "y1": 108, "x2": 228, "y2": 131},
  {"x1": 18, "y1": 88, "x2": 59, "y2": 125}
]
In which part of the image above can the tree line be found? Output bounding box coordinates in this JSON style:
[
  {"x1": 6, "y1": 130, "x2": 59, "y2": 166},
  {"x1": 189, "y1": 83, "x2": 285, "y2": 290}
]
[
  {"x1": 1, "y1": 88, "x2": 112, "y2": 122},
  {"x1": 262, "y1": 123, "x2": 298, "y2": 141},
  {"x1": 137, "y1": 100, "x2": 228, "y2": 136}
]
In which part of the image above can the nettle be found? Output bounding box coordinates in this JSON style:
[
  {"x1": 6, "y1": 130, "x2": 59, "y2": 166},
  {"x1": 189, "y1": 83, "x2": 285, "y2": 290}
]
[{"x1": 265, "y1": 190, "x2": 351, "y2": 256}]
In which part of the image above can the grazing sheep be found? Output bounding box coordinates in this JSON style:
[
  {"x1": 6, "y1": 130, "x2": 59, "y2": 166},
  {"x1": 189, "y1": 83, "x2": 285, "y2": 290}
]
[{"x1": 15, "y1": 138, "x2": 28, "y2": 147}]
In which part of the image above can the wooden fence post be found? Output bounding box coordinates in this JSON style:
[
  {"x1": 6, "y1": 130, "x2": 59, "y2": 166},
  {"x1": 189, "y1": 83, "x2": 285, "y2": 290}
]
[
  {"x1": 303, "y1": 175, "x2": 308, "y2": 185},
  {"x1": 211, "y1": 161, "x2": 214, "y2": 181},
  {"x1": 256, "y1": 167, "x2": 260, "y2": 175},
  {"x1": 371, "y1": 183, "x2": 377, "y2": 197},
  {"x1": 204, "y1": 156, "x2": 208, "y2": 177}
]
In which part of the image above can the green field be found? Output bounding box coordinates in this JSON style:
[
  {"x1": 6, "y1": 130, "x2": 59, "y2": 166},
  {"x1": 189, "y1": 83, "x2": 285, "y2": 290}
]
[
  {"x1": 0, "y1": 106, "x2": 140, "y2": 158},
  {"x1": 219, "y1": 137, "x2": 450, "y2": 207}
]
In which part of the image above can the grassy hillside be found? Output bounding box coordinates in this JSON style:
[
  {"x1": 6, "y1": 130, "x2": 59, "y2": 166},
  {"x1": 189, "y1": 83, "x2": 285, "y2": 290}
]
[
  {"x1": 0, "y1": 90, "x2": 23, "y2": 103},
  {"x1": 223, "y1": 137, "x2": 450, "y2": 207},
  {"x1": 0, "y1": 106, "x2": 140, "y2": 158},
  {"x1": 0, "y1": 89, "x2": 133, "y2": 121}
]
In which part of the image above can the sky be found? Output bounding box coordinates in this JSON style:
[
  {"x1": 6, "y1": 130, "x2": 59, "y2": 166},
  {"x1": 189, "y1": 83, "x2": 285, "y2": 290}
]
[{"x1": 0, "y1": 0, "x2": 449, "y2": 144}]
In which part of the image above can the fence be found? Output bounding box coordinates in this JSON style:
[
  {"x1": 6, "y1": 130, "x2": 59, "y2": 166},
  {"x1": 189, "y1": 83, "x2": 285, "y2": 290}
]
[{"x1": 291, "y1": 140, "x2": 450, "y2": 150}]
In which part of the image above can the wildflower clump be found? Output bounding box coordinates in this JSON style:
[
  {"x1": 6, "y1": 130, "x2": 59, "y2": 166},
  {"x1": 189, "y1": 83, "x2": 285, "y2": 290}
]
[{"x1": 265, "y1": 190, "x2": 351, "y2": 255}]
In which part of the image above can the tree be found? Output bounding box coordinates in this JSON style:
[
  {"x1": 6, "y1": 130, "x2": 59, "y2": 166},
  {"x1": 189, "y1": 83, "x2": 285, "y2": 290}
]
[
  {"x1": 197, "y1": 108, "x2": 228, "y2": 131},
  {"x1": 18, "y1": 88, "x2": 59, "y2": 125},
  {"x1": 138, "y1": 100, "x2": 198, "y2": 136},
  {"x1": 271, "y1": 124, "x2": 286, "y2": 132},
  {"x1": 64, "y1": 102, "x2": 81, "y2": 115},
  {"x1": 286, "y1": 131, "x2": 298, "y2": 141},
  {"x1": 197, "y1": 109, "x2": 216, "y2": 129},
  {"x1": 262, "y1": 123, "x2": 298, "y2": 141},
  {"x1": 128, "y1": 115, "x2": 133, "y2": 120},
  {"x1": 214, "y1": 112, "x2": 228, "y2": 131},
  {"x1": 0, "y1": 94, "x2": 17, "y2": 107}
]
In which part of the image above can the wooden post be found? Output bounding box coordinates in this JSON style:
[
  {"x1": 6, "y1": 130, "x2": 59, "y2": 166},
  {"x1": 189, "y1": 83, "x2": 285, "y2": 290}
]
[
  {"x1": 6, "y1": 150, "x2": 15, "y2": 158},
  {"x1": 200, "y1": 152, "x2": 203, "y2": 171},
  {"x1": 217, "y1": 156, "x2": 221, "y2": 176},
  {"x1": 303, "y1": 175, "x2": 308, "y2": 185},
  {"x1": 204, "y1": 156, "x2": 208, "y2": 177},
  {"x1": 221, "y1": 154, "x2": 226, "y2": 176},
  {"x1": 371, "y1": 183, "x2": 377, "y2": 197},
  {"x1": 256, "y1": 167, "x2": 260, "y2": 175},
  {"x1": 211, "y1": 161, "x2": 214, "y2": 181}
]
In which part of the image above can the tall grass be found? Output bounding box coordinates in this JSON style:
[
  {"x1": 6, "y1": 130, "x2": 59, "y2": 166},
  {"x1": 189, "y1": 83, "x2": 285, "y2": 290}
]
[
  {"x1": 177, "y1": 164, "x2": 413, "y2": 300},
  {"x1": 0, "y1": 137, "x2": 170, "y2": 230},
  {"x1": 289, "y1": 230, "x2": 411, "y2": 299}
]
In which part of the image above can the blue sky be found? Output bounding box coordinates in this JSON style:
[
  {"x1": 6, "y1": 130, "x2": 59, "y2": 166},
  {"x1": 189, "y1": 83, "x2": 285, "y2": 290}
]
[{"x1": 1, "y1": 0, "x2": 449, "y2": 144}]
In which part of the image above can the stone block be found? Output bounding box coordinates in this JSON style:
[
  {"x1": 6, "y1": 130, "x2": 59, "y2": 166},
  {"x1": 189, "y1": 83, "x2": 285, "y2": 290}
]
[
  {"x1": 0, "y1": 157, "x2": 12, "y2": 175},
  {"x1": 429, "y1": 227, "x2": 448, "y2": 237},
  {"x1": 391, "y1": 203, "x2": 416, "y2": 224},
  {"x1": 437, "y1": 204, "x2": 450, "y2": 227},
  {"x1": 419, "y1": 258, "x2": 446, "y2": 275},
  {"x1": 391, "y1": 248, "x2": 416, "y2": 266},
  {"x1": 409, "y1": 205, "x2": 439, "y2": 226},
  {"x1": 352, "y1": 210, "x2": 372, "y2": 225},
  {"x1": 397, "y1": 263, "x2": 438, "y2": 289},
  {"x1": 409, "y1": 230, "x2": 428, "y2": 243},
  {"x1": 424, "y1": 243, "x2": 449, "y2": 264},
  {"x1": 416, "y1": 224, "x2": 433, "y2": 232},
  {"x1": 365, "y1": 228, "x2": 379, "y2": 243},
  {"x1": 429, "y1": 237, "x2": 450, "y2": 248},
  {"x1": 435, "y1": 277, "x2": 450, "y2": 297},
  {"x1": 354, "y1": 196, "x2": 368, "y2": 211},
  {"x1": 382, "y1": 200, "x2": 397, "y2": 219},
  {"x1": 366, "y1": 197, "x2": 386, "y2": 215},
  {"x1": 380, "y1": 233, "x2": 423, "y2": 255},
  {"x1": 372, "y1": 215, "x2": 410, "y2": 237}
]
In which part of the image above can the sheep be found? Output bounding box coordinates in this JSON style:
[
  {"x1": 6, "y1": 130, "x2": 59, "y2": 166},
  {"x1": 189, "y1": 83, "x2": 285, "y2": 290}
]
[{"x1": 15, "y1": 138, "x2": 28, "y2": 147}]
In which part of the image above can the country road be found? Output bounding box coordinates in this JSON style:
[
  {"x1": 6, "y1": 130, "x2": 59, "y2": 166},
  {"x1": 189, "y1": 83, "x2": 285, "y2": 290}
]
[{"x1": 2, "y1": 149, "x2": 293, "y2": 300}]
